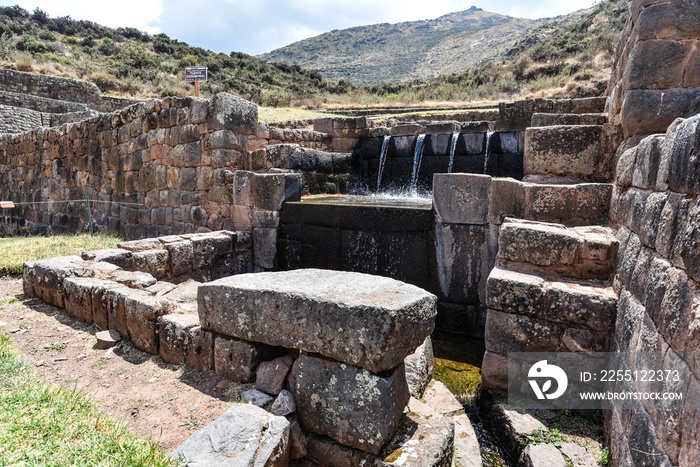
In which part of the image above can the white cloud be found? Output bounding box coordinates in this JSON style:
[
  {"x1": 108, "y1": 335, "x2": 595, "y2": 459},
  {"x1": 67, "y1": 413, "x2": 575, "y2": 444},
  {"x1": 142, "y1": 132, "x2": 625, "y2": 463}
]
[{"x1": 0, "y1": 0, "x2": 603, "y2": 55}]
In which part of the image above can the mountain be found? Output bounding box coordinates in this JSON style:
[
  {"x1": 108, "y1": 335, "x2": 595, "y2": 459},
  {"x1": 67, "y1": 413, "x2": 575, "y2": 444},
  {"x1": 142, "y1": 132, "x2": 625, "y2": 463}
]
[{"x1": 259, "y1": 6, "x2": 588, "y2": 86}]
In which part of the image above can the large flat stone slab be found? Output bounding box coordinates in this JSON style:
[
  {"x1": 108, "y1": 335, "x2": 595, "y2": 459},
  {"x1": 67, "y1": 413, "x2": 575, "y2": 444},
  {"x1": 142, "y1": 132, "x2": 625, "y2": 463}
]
[
  {"x1": 172, "y1": 404, "x2": 290, "y2": 466},
  {"x1": 198, "y1": 269, "x2": 437, "y2": 373}
]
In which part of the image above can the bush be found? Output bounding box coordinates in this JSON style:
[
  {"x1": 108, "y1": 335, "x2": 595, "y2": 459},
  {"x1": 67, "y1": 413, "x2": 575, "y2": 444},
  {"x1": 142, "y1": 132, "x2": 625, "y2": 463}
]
[
  {"x1": 98, "y1": 37, "x2": 118, "y2": 55},
  {"x1": 32, "y1": 7, "x2": 49, "y2": 24},
  {"x1": 16, "y1": 35, "x2": 47, "y2": 54}
]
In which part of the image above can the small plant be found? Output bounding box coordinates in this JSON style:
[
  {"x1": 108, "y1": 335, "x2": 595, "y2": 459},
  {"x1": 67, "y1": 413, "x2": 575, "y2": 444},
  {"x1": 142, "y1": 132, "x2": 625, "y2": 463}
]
[
  {"x1": 598, "y1": 447, "x2": 611, "y2": 466},
  {"x1": 45, "y1": 342, "x2": 65, "y2": 351},
  {"x1": 184, "y1": 414, "x2": 202, "y2": 430}
]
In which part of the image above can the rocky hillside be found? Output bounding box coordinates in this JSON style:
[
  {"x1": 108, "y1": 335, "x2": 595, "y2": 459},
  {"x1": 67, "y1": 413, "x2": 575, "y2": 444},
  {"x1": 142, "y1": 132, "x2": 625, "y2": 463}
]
[
  {"x1": 259, "y1": 6, "x2": 590, "y2": 85},
  {"x1": 0, "y1": 5, "x2": 351, "y2": 106}
]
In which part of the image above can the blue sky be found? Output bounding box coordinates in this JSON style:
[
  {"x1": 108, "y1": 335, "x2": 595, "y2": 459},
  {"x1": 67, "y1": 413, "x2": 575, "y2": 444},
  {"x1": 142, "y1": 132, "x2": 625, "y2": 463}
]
[{"x1": 0, "y1": 1, "x2": 601, "y2": 55}]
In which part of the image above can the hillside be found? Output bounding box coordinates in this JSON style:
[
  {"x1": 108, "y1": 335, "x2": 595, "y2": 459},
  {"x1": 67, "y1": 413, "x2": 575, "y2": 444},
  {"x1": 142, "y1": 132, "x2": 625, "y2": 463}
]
[
  {"x1": 259, "y1": 6, "x2": 590, "y2": 86},
  {"x1": 0, "y1": 5, "x2": 351, "y2": 106},
  {"x1": 0, "y1": 1, "x2": 629, "y2": 108}
]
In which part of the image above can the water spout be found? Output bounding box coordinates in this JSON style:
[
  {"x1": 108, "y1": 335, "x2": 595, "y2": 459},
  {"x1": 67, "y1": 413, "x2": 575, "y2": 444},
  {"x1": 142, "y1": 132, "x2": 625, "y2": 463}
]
[
  {"x1": 448, "y1": 131, "x2": 459, "y2": 173},
  {"x1": 410, "y1": 134, "x2": 426, "y2": 194},
  {"x1": 376, "y1": 135, "x2": 391, "y2": 192},
  {"x1": 483, "y1": 131, "x2": 494, "y2": 175}
]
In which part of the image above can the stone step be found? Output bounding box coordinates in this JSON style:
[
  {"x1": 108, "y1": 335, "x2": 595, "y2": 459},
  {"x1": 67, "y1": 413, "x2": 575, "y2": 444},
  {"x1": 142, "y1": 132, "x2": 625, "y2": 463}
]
[
  {"x1": 524, "y1": 124, "x2": 608, "y2": 182},
  {"x1": 497, "y1": 219, "x2": 618, "y2": 280},
  {"x1": 530, "y1": 112, "x2": 608, "y2": 127},
  {"x1": 486, "y1": 266, "x2": 617, "y2": 330},
  {"x1": 487, "y1": 177, "x2": 612, "y2": 226}
]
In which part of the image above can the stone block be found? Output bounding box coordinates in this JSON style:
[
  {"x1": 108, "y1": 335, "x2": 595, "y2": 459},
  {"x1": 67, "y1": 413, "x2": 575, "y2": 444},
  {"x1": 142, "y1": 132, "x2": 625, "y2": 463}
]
[
  {"x1": 655, "y1": 192, "x2": 683, "y2": 259},
  {"x1": 213, "y1": 336, "x2": 276, "y2": 383},
  {"x1": 63, "y1": 277, "x2": 95, "y2": 324},
  {"x1": 615, "y1": 146, "x2": 638, "y2": 188},
  {"x1": 207, "y1": 93, "x2": 258, "y2": 135},
  {"x1": 159, "y1": 313, "x2": 199, "y2": 365},
  {"x1": 192, "y1": 233, "x2": 233, "y2": 271},
  {"x1": 404, "y1": 336, "x2": 434, "y2": 399},
  {"x1": 613, "y1": 291, "x2": 645, "y2": 354},
  {"x1": 544, "y1": 281, "x2": 618, "y2": 333},
  {"x1": 576, "y1": 183, "x2": 613, "y2": 222},
  {"x1": 524, "y1": 125, "x2": 603, "y2": 180},
  {"x1": 22, "y1": 261, "x2": 37, "y2": 297},
  {"x1": 498, "y1": 221, "x2": 581, "y2": 266},
  {"x1": 32, "y1": 256, "x2": 93, "y2": 309},
  {"x1": 96, "y1": 330, "x2": 121, "y2": 350},
  {"x1": 491, "y1": 404, "x2": 544, "y2": 458},
  {"x1": 519, "y1": 444, "x2": 567, "y2": 467},
  {"x1": 252, "y1": 173, "x2": 303, "y2": 211},
  {"x1": 486, "y1": 267, "x2": 545, "y2": 316},
  {"x1": 270, "y1": 390, "x2": 295, "y2": 417},
  {"x1": 434, "y1": 223, "x2": 493, "y2": 305},
  {"x1": 390, "y1": 124, "x2": 424, "y2": 137},
  {"x1": 481, "y1": 351, "x2": 509, "y2": 395},
  {"x1": 265, "y1": 144, "x2": 304, "y2": 170},
  {"x1": 198, "y1": 269, "x2": 437, "y2": 373},
  {"x1": 173, "y1": 404, "x2": 290, "y2": 467},
  {"x1": 132, "y1": 249, "x2": 169, "y2": 280},
  {"x1": 242, "y1": 389, "x2": 274, "y2": 408},
  {"x1": 463, "y1": 132, "x2": 485, "y2": 154},
  {"x1": 90, "y1": 280, "x2": 127, "y2": 331},
  {"x1": 165, "y1": 241, "x2": 193, "y2": 277},
  {"x1": 635, "y1": 0, "x2": 700, "y2": 41},
  {"x1": 432, "y1": 173, "x2": 491, "y2": 224},
  {"x1": 485, "y1": 309, "x2": 564, "y2": 354},
  {"x1": 526, "y1": 184, "x2": 577, "y2": 223},
  {"x1": 292, "y1": 355, "x2": 410, "y2": 455},
  {"x1": 639, "y1": 192, "x2": 668, "y2": 248},
  {"x1": 112, "y1": 270, "x2": 157, "y2": 290},
  {"x1": 632, "y1": 135, "x2": 664, "y2": 189},
  {"x1": 657, "y1": 267, "x2": 699, "y2": 353},
  {"x1": 117, "y1": 238, "x2": 161, "y2": 252},
  {"x1": 253, "y1": 227, "x2": 277, "y2": 270},
  {"x1": 186, "y1": 326, "x2": 214, "y2": 372},
  {"x1": 626, "y1": 40, "x2": 691, "y2": 91},
  {"x1": 487, "y1": 177, "x2": 526, "y2": 224},
  {"x1": 256, "y1": 354, "x2": 294, "y2": 396},
  {"x1": 124, "y1": 292, "x2": 169, "y2": 354},
  {"x1": 621, "y1": 89, "x2": 700, "y2": 139}
]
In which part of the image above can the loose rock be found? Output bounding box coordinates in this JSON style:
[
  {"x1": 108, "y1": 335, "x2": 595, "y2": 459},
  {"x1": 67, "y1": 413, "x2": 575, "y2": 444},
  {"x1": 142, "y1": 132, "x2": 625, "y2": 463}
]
[{"x1": 95, "y1": 329, "x2": 121, "y2": 349}]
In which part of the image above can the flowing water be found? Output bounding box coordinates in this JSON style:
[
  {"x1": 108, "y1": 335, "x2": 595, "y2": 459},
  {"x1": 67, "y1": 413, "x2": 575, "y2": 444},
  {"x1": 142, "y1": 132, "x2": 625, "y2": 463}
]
[
  {"x1": 376, "y1": 135, "x2": 391, "y2": 192},
  {"x1": 483, "y1": 131, "x2": 495, "y2": 175},
  {"x1": 410, "y1": 134, "x2": 426, "y2": 194},
  {"x1": 448, "y1": 131, "x2": 460, "y2": 173}
]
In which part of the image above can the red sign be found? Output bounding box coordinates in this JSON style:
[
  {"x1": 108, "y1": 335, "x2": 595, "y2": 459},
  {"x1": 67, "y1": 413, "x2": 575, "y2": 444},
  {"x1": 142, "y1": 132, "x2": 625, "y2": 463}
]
[
  {"x1": 185, "y1": 66, "x2": 208, "y2": 82},
  {"x1": 0, "y1": 201, "x2": 15, "y2": 208}
]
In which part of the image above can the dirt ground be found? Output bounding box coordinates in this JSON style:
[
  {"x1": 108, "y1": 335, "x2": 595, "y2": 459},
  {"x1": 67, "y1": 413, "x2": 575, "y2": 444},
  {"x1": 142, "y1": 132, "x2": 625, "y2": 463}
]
[{"x1": 0, "y1": 277, "x2": 239, "y2": 454}]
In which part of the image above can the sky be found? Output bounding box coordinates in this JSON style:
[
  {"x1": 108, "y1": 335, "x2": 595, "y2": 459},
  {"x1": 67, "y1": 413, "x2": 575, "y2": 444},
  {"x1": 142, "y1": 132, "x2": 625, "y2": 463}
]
[{"x1": 0, "y1": 0, "x2": 600, "y2": 56}]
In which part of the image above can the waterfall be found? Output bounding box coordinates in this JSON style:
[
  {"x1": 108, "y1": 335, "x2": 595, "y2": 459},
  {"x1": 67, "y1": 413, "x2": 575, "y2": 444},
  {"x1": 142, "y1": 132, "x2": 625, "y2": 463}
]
[
  {"x1": 410, "y1": 134, "x2": 426, "y2": 194},
  {"x1": 447, "y1": 131, "x2": 459, "y2": 174},
  {"x1": 483, "y1": 131, "x2": 494, "y2": 175},
  {"x1": 376, "y1": 135, "x2": 391, "y2": 192}
]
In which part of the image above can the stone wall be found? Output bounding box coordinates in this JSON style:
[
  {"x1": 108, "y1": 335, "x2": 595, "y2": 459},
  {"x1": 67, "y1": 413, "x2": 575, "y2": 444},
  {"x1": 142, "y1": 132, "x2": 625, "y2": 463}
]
[
  {"x1": 0, "y1": 93, "x2": 259, "y2": 239},
  {"x1": 0, "y1": 90, "x2": 91, "y2": 114},
  {"x1": 0, "y1": 103, "x2": 99, "y2": 134},
  {"x1": 607, "y1": 0, "x2": 700, "y2": 142},
  {"x1": 0, "y1": 68, "x2": 140, "y2": 114},
  {"x1": 248, "y1": 122, "x2": 332, "y2": 152},
  {"x1": 607, "y1": 113, "x2": 700, "y2": 466}
]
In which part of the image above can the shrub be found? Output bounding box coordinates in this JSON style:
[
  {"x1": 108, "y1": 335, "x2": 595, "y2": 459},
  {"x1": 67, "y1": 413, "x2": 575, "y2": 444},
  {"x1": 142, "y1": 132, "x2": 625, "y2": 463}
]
[
  {"x1": 16, "y1": 35, "x2": 47, "y2": 54},
  {"x1": 98, "y1": 37, "x2": 118, "y2": 55},
  {"x1": 32, "y1": 7, "x2": 49, "y2": 24}
]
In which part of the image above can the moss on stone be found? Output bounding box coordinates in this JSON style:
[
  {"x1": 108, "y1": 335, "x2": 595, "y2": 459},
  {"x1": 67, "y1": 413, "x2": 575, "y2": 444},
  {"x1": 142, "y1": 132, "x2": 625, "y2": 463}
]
[
  {"x1": 433, "y1": 357, "x2": 481, "y2": 404},
  {"x1": 384, "y1": 448, "x2": 403, "y2": 463}
]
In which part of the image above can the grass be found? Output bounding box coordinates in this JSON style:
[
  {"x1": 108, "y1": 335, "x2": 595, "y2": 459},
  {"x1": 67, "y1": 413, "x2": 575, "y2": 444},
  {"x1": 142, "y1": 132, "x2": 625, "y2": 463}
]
[
  {"x1": 0, "y1": 233, "x2": 122, "y2": 276},
  {"x1": 0, "y1": 332, "x2": 178, "y2": 466},
  {"x1": 257, "y1": 106, "x2": 343, "y2": 125}
]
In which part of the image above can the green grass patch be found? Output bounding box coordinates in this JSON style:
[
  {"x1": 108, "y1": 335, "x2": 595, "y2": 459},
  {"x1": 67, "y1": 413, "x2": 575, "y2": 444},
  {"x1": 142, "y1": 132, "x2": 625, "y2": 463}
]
[
  {"x1": 0, "y1": 331, "x2": 177, "y2": 466},
  {"x1": 433, "y1": 357, "x2": 481, "y2": 405},
  {"x1": 0, "y1": 233, "x2": 122, "y2": 276}
]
